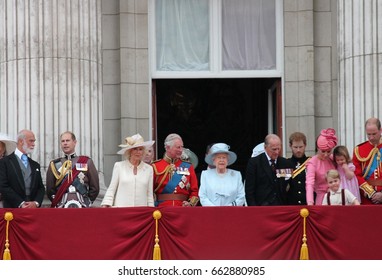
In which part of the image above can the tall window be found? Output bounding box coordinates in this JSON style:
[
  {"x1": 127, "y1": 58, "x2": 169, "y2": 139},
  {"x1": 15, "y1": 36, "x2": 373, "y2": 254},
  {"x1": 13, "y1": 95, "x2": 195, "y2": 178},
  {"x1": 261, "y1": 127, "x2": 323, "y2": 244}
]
[
  {"x1": 151, "y1": 0, "x2": 280, "y2": 76},
  {"x1": 155, "y1": 0, "x2": 210, "y2": 71},
  {"x1": 222, "y1": 0, "x2": 276, "y2": 70}
]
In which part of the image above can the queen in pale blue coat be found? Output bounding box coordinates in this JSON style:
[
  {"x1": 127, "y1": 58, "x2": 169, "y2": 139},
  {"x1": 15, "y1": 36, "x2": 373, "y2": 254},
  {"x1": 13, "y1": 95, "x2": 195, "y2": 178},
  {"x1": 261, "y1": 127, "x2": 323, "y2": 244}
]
[{"x1": 199, "y1": 143, "x2": 245, "y2": 206}]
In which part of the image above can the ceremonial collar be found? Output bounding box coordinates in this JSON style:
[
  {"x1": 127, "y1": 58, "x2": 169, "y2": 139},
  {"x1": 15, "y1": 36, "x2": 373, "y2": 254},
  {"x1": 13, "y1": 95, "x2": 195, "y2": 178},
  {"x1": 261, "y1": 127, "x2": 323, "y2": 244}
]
[
  {"x1": 64, "y1": 153, "x2": 77, "y2": 160},
  {"x1": 164, "y1": 153, "x2": 179, "y2": 164},
  {"x1": 291, "y1": 154, "x2": 308, "y2": 164}
]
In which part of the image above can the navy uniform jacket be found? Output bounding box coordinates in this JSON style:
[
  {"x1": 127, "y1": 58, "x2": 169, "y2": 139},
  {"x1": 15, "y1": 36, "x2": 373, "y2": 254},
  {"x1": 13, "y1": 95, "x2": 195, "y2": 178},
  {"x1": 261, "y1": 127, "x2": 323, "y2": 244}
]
[
  {"x1": 245, "y1": 153, "x2": 294, "y2": 206},
  {"x1": 286, "y1": 155, "x2": 310, "y2": 205},
  {"x1": 0, "y1": 153, "x2": 45, "y2": 208}
]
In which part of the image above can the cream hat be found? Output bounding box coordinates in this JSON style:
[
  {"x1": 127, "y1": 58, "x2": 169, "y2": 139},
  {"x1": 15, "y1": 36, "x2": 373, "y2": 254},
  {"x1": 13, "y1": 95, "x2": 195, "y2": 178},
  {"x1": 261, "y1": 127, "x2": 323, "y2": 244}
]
[
  {"x1": 117, "y1": 133, "x2": 155, "y2": 155},
  {"x1": 205, "y1": 143, "x2": 237, "y2": 166},
  {"x1": 0, "y1": 133, "x2": 17, "y2": 156}
]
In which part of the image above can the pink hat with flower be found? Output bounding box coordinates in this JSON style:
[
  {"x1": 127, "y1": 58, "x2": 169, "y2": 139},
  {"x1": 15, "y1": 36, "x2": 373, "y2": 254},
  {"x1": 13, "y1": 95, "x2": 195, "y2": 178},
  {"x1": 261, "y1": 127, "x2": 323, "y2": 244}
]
[{"x1": 316, "y1": 128, "x2": 337, "y2": 150}]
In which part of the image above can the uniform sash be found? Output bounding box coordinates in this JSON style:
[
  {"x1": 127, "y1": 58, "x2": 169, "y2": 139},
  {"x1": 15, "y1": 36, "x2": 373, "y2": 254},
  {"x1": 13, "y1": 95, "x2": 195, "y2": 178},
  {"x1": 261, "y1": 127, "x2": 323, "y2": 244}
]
[
  {"x1": 51, "y1": 156, "x2": 88, "y2": 208},
  {"x1": 363, "y1": 147, "x2": 382, "y2": 179},
  {"x1": 162, "y1": 162, "x2": 191, "y2": 194},
  {"x1": 292, "y1": 157, "x2": 310, "y2": 179}
]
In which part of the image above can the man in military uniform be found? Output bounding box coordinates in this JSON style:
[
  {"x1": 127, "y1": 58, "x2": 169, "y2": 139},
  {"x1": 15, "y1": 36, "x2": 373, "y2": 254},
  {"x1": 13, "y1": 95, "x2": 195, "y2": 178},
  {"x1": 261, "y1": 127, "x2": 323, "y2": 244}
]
[
  {"x1": 152, "y1": 133, "x2": 199, "y2": 207},
  {"x1": 46, "y1": 131, "x2": 99, "y2": 208},
  {"x1": 353, "y1": 117, "x2": 382, "y2": 205},
  {"x1": 286, "y1": 132, "x2": 310, "y2": 205}
]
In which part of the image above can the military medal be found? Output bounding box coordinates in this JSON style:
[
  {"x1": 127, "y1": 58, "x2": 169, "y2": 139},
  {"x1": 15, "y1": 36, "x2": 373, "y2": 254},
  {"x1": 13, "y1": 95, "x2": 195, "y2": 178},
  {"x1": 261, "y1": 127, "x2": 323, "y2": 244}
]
[
  {"x1": 78, "y1": 172, "x2": 85, "y2": 184},
  {"x1": 177, "y1": 167, "x2": 190, "y2": 175},
  {"x1": 179, "y1": 181, "x2": 185, "y2": 189},
  {"x1": 76, "y1": 163, "x2": 88, "y2": 171},
  {"x1": 276, "y1": 168, "x2": 292, "y2": 180}
]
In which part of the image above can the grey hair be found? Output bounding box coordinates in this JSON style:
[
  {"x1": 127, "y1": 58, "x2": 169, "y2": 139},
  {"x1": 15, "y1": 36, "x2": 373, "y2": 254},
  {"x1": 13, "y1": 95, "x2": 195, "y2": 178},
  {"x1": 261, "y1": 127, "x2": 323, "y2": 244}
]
[
  {"x1": 17, "y1": 130, "x2": 29, "y2": 141},
  {"x1": 164, "y1": 133, "x2": 182, "y2": 149},
  {"x1": 264, "y1": 134, "x2": 281, "y2": 146}
]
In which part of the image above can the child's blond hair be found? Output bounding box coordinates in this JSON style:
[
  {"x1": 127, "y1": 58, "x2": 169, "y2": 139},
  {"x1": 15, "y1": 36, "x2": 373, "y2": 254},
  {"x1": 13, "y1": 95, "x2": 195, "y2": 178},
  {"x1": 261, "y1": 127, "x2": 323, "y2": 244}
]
[{"x1": 326, "y1": 169, "x2": 340, "y2": 181}]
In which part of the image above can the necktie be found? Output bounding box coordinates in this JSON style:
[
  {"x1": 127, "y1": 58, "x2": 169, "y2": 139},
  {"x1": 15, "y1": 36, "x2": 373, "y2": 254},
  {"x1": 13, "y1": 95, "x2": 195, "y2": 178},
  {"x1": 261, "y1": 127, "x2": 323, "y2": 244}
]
[
  {"x1": 21, "y1": 154, "x2": 29, "y2": 168},
  {"x1": 270, "y1": 159, "x2": 276, "y2": 173}
]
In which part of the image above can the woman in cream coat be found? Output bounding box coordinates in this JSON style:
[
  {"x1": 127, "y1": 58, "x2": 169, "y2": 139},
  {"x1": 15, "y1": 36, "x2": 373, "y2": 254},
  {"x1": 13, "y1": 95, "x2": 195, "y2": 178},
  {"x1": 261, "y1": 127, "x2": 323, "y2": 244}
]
[{"x1": 101, "y1": 134, "x2": 155, "y2": 207}]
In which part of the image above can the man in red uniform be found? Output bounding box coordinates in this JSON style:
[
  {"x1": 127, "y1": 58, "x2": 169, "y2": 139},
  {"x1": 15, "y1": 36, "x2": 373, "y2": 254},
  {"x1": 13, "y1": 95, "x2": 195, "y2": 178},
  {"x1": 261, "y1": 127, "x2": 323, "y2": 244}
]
[
  {"x1": 152, "y1": 133, "x2": 199, "y2": 207},
  {"x1": 353, "y1": 117, "x2": 382, "y2": 204}
]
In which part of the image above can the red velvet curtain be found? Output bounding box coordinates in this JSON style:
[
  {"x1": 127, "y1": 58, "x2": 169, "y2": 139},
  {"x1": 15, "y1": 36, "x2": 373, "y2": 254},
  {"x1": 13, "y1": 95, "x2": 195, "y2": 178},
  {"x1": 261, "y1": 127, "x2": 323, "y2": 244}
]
[{"x1": 1, "y1": 206, "x2": 381, "y2": 260}]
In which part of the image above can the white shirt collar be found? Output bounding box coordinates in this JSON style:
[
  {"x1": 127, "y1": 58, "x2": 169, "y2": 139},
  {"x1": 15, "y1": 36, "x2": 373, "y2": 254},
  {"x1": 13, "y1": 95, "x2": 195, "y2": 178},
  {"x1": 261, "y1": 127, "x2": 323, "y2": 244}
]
[
  {"x1": 265, "y1": 153, "x2": 276, "y2": 164},
  {"x1": 15, "y1": 148, "x2": 24, "y2": 159},
  {"x1": 329, "y1": 187, "x2": 343, "y2": 195}
]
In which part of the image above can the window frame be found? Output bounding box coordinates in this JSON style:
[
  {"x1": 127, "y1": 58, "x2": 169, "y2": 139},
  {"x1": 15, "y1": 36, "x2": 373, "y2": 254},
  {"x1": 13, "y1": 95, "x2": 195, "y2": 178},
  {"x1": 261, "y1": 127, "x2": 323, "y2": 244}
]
[{"x1": 148, "y1": 0, "x2": 284, "y2": 79}]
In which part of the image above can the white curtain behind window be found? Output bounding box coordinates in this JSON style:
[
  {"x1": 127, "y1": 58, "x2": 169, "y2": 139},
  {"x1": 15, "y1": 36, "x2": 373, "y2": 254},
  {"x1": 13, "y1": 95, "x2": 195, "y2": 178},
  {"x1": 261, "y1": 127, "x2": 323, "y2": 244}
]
[
  {"x1": 156, "y1": 0, "x2": 209, "y2": 71},
  {"x1": 222, "y1": 0, "x2": 276, "y2": 70}
]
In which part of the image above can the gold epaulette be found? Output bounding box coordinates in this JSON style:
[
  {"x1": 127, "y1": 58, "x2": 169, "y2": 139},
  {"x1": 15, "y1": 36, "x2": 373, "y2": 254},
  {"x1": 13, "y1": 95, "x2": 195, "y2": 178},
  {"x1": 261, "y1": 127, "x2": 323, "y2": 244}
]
[
  {"x1": 360, "y1": 182, "x2": 376, "y2": 198},
  {"x1": 152, "y1": 160, "x2": 171, "y2": 176},
  {"x1": 354, "y1": 144, "x2": 378, "y2": 163},
  {"x1": 354, "y1": 144, "x2": 381, "y2": 179},
  {"x1": 152, "y1": 161, "x2": 174, "y2": 193}
]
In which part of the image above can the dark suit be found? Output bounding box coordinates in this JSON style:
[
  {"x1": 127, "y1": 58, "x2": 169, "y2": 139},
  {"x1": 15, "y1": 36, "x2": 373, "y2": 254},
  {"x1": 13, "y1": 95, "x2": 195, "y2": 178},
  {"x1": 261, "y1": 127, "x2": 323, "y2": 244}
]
[
  {"x1": 0, "y1": 153, "x2": 45, "y2": 208},
  {"x1": 245, "y1": 153, "x2": 294, "y2": 206}
]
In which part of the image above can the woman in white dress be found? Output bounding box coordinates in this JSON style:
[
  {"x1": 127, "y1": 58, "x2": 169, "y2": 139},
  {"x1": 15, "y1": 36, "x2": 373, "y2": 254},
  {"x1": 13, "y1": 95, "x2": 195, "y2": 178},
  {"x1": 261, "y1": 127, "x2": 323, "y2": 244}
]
[
  {"x1": 199, "y1": 143, "x2": 245, "y2": 206},
  {"x1": 101, "y1": 134, "x2": 155, "y2": 207}
]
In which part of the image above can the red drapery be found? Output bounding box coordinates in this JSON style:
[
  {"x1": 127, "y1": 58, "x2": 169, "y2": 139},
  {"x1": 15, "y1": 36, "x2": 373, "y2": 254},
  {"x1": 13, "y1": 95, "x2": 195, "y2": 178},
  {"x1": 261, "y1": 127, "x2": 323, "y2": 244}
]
[{"x1": 1, "y1": 206, "x2": 381, "y2": 260}]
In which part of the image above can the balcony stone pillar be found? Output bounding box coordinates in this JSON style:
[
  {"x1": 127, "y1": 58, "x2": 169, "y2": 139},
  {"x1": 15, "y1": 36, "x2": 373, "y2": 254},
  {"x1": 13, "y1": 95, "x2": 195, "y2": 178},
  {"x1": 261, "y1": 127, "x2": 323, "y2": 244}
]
[
  {"x1": 0, "y1": 0, "x2": 105, "y2": 205},
  {"x1": 338, "y1": 0, "x2": 382, "y2": 151}
]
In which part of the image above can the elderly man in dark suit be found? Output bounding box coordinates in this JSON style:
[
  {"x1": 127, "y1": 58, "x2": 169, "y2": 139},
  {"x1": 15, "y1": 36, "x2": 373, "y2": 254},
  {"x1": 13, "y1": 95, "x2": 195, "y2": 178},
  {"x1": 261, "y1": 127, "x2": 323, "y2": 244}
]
[
  {"x1": 245, "y1": 134, "x2": 294, "y2": 206},
  {"x1": 0, "y1": 129, "x2": 45, "y2": 208}
]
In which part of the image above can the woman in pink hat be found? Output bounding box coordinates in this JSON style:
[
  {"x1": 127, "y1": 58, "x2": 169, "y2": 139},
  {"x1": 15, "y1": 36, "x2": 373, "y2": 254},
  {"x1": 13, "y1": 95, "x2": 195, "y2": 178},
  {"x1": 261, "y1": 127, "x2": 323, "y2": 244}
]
[{"x1": 305, "y1": 128, "x2": 337, "y2": 205}]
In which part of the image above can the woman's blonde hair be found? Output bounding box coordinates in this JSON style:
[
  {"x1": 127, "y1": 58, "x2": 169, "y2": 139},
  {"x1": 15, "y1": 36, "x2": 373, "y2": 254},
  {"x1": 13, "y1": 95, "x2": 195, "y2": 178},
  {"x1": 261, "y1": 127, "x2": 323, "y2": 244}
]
[{"x1": 124, "y1": 146, "x2": 147, "y2": 160}]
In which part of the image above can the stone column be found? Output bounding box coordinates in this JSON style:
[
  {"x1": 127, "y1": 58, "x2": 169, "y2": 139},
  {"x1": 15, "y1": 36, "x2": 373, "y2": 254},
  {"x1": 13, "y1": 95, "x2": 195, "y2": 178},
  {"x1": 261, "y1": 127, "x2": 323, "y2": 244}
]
[
  {"x1": 284, "y1": 1, "x2": 316, "y2": 155},
  {"x1": 338, "y1": 0, "x2": 382, "y2": 151},
  {"x1": 0, "y1": 0, "x2": 105, "y2": 205}
]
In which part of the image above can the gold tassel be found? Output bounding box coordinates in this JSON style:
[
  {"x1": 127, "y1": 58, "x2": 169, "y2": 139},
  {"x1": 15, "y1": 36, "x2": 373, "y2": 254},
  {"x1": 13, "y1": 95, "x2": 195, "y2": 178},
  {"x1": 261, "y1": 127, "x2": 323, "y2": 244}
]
[
  {"x1": 152, "y1": 210, "x2": 162, "y2": 260},
  {"x1": 3, "y1": 212, "x2": 14, "y2": 260},
  {"x1": 299, "y1": 208, "x2": 309, "y2": 260}
]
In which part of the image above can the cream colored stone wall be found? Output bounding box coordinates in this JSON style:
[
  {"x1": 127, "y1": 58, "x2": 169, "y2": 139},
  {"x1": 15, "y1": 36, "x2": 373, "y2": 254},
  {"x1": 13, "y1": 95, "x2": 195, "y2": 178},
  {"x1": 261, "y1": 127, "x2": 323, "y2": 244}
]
[
  {"x1": 284, "y1": 0, "x2": 338, "y2": 157},
  {"x1": 0, "y1": 0, "x2": 105, "y2": 207},
  {"x1": 102, "y1": 0, "x2": 152, "y2": 187},
  {"x1": 338, "y1": 0, "x2": 382, "y2": 153}
]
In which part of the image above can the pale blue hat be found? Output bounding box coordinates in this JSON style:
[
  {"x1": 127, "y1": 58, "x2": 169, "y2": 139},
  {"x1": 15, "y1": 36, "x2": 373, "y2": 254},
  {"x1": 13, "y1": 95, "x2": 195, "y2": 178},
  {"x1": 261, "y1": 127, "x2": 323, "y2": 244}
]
[{"x1": 205, "y1": 143, "x2": 237, "y2": 166}]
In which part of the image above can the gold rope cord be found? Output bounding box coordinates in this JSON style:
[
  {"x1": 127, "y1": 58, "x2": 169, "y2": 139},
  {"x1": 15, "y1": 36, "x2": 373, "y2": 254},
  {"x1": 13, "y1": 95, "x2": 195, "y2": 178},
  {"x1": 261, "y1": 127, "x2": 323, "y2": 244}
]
[
  {"x1": 299, "y1": 208, "x2": 309, "y2": 260},
  {"x1": 2, "y1": 212, "x2": 13, "y2": 260},
  {"x1": 153, "y1": 164, "x2": 173, "y2": 193},
  {"x1": 354, "y1": 146, "x2": 379, "y2": 178},
  {"x1": 51, "y1": 160, "x2": 73, "y2": 187},
  {"x1": 152, "y1": 210, "x2": 162, "y2": 260}
]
